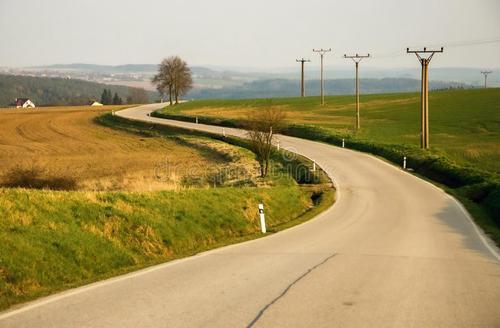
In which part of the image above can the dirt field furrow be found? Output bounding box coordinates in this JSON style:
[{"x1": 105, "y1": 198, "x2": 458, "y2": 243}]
[{"x1": 0, "y1": 106, "x2": 249, "y2": 191}]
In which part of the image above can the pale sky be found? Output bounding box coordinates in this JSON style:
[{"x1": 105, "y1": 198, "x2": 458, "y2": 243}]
[{"x1": 1, "y1": 0, "x2": 499, "y2": 69}]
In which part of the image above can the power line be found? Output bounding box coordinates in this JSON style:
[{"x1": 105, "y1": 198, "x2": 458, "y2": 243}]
[
  {"x1": 296, "y1": 58, "x2": 311, "y2": 97},
  {"x1": 407, "y1": 47, "x2": 444, "y2": 150},
  {"x1": 435, "y1": 37, "x2": 500, "y2": 48},
  {"x1": 344, "y1": 53, "x2": 370, "y2": 132},
  {"x1": 372, "y1": 36, "x2": 500, "y2": 59}
]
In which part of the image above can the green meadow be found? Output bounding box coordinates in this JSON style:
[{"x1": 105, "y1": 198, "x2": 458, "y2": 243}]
[{"x1": 166, "y1": 88, "x2": 500, "y2": 174}]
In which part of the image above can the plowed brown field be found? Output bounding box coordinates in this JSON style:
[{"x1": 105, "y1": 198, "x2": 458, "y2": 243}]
[{"x1": 0, "y1": 106, "x2": 243, "y2": 191}]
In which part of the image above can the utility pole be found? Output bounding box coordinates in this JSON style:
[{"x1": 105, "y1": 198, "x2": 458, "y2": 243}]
[
  {"x1": 481, "y1": 70, "x2": 492, "y2": 88},
  {"x1": 407, "y1": 47, "x2": 444, "y2": 149},
  {"x1": 344, "y1": 53, "x2": 370, "y2": 131},
  {"x1": 296, "y1": 58, "x2": 311, "y2": 97},
  {"x1": 313, "y1": 48, "x2": 332, "y2": 105}
]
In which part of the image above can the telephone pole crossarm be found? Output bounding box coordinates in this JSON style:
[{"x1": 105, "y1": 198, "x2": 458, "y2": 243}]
[
  {"x1": 344, "y1": 53, "x2": 370, "y2": 63},
  {"x1": 407, "y1": 47, "x2": 444, "y2": 62}
]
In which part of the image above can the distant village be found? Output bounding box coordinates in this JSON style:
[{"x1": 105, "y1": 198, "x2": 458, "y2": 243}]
[
  {"x1": 10, "y1": 98, "x2": 106, "y2": 109},
  {"x1": 0, "y1": 67, "x2": 149, "y2": 84}
]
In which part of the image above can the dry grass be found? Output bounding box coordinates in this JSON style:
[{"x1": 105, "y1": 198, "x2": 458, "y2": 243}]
[{"x1": 0, "y1": 105, "x2": 255, "y2": 191}]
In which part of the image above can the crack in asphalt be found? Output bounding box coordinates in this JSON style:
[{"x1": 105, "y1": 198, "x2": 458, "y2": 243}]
[{"x1": 246, "y1": 253, "x2": 338, "y2": 328}]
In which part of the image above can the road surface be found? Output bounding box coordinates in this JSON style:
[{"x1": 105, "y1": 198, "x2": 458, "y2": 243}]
[{"x1": 1, "y1": 103, "x2": 499, "y2": 327}]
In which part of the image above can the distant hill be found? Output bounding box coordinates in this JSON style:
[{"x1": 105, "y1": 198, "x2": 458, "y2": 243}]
[
  {"x1": 28, "y1": 64, "x2": 498, "y2": 85},
  {"x1": 187, "y1": 78, "x2": 472, "y2": 99},
  {"x1": 0, "y1": 75, "x2": 155, "y2": 107},
  {"x1": 30, "y1": 63, "x2": 223, "y2": 76},
  {"x1": 2, "y1": 64, "x2": 484, "y2": 103}
]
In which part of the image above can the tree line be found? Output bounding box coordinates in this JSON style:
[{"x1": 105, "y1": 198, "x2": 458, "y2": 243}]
[
  {"x1": 151, "y1": 56, "x2": 193, "y2": 105},
  {"x1": 100, "y1": 89, "x2": 122, "y2": 105},
  {"x1": 0, "y1": 74, "x2": 153, "y2": 107},
  {"x1": 99, "y1": 88, "x2": 149, "y2": 105}
]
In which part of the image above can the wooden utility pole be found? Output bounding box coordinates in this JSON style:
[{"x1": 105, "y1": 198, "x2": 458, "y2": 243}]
[
  {"x1": 344, "y1": 53, "x2": 370, "y2": 131},
  {"x1": 313, "y1": 48, "x2": 332, "y2": 105},
  {"x1": 481, "y1": 71, "x2": 492, "y2": 88},
  {"x1": 407, "y1": 47, "x2": 444, "y2": 149},
  {"x1": 296, "y1": 58, "x2": 311, "y2": 97}
]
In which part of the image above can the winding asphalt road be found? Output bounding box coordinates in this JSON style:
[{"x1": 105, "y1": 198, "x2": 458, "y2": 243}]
[{"x1": 1, "y1": 103, "x2": 499, "y2": 327}]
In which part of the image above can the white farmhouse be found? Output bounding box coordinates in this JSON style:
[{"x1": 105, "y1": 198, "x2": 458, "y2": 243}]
[{"x1": 15, "y1": 98, "x2": 36, "y2": 108}]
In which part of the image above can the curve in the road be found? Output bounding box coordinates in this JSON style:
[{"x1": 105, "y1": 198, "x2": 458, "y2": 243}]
[{"x1": 1, "y1": 103, "x2": 499, "y2": 328}]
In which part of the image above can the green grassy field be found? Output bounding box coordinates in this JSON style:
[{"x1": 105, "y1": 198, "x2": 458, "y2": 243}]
[
  {"x1": 0, "y1": 113, "x2": 334, "y2": 310},
  {"x1": 0, "y1": 185, "x2": 332, "y2": 310},
  {"x1": 154, "y1": 88, "x2": 500, "y2": 245},
  {"x1": 166, "y1": 88, "x2": 500, "y2": 173}
]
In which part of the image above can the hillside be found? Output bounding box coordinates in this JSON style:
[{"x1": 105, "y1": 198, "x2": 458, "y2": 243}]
[
  {"x1": 0, "y1": 106, "x2": 334, "y2": 309},
  {"x1": 0, "y1": 75, "x2": 155, "y2": 106},
  {"x1": 5, "y1": 64, "x2": 489, "y2": 99}
]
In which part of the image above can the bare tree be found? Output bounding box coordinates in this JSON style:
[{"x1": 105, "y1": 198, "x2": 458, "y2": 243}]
[
  {"x1": 247, "y1": 107, "x2": 286, "y2": 177},
  {"x1": 152, "y1": 57, "x2": 175, "y2": 105},
  {"x1": 173, "y1": 61, "x2": 193, "y2": 104},
  {"x1": 152, "y1": 56, "x2": 193, "y2": 106}
]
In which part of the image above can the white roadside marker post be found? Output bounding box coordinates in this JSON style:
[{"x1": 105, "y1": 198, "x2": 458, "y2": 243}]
[
  {"x1": 313, "y1": 160, "x2": 316, "y2": 172},
  {"x1": 342, "y1": 139, "x2": 345, "y2": 148},
  {"x1": 196, "y1": 117, "x2": 198, "y2": 124},
  {"x1": 258, "y1": 203, "x2": 266, "y2": 233},
  {"x1": 403, "y1": 156, "x2": 407, "y2": 170}
]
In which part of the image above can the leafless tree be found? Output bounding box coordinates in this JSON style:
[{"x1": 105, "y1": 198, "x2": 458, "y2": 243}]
[
  {"x1": 173, "y1": 61, "x2": 193, "y2": 104},
  {"x1": 152, "y1": 57, "x2": 175, "y2": 105},
  {"x1": 152, "y1": 56, "x2": 192, "y2": 106},
  {"x1": 247, "y1": 107, "x2": 286, "y2": 177}
]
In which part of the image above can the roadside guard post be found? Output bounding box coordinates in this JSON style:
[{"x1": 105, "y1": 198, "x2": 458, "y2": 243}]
[
  {"x1": 342, "y1": 139, "x2": 345, "y2": 148},
  {"x1": 258, "y1": 203, "x2": 266, "y2": 233},
  {"x1": 403, "y1": 156, "x2": 407, "y2": 170}
]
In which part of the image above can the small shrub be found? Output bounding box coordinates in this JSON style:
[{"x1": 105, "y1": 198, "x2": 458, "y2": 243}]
[{"x1": 2, "y1": 165, "x2": 78, "y2": 190}]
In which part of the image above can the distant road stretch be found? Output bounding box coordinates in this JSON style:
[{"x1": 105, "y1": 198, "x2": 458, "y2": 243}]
[{"x1": 1, "y1": 103, "x2": 499, "y2": 328}]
